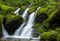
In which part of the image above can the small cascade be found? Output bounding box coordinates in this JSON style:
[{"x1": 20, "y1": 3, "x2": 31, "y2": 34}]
[
  {"x1": 20, "y1": 7, "x2": 41, "y2": 37},
  {"x1": 20, "y1": 12, "x2": 36, "y2": 37},
  {"x1": 14, "y1": 7, "x2": 30, "y2": 36},
  {"x1": 2, "y1": 24, "x2": 9, "y2": 37},
  {"x1": 14, "y1": 8, "x2": 20, "y2": 15},
  {"x1": 22, "y1": 8, "x2": 29, "y2": 19}
]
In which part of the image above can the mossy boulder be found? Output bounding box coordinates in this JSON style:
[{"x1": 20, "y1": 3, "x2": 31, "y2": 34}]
[
  {"x1": 0, "y1": 4, "x2": 15, "y2": 15},
  {"x1": 42, "y1": 9, "x2": 59, "y2": 29},
  {"x1": 3, "y1": 15, "x2": 23, "y2": 35},
  {"x1": 37, "y1": 7, "x2": 48, "y2": 15},
  {"x1": 40, "y1": 30, "x2": 58, "y2": 41},
  {"x1": 57, "y1": 33, "x2": 60, "y2": 41},
  {"x1": 55, "y1": 27, "x2": 60, "y2": 33},
  {"x1": 0, "y1": 15, "x2": 3, "y2": 37},
  {"x1": 20, "y1": 6, "x2": 26, "y2": 15},
  {"x1": 28, "y1": 6, "x2": 37, "y2": 15}
]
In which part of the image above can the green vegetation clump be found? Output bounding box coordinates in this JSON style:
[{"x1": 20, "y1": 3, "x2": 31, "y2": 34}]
[
  {"x1": 28, "y1": 6, "x2": 37, "y2": 14},
  {"x1": 20, "y1": 6, "x2": 26, "y2": 14},
  {"x1": 3, "y1": 15, "x2": 23, "y2": 35},
  {"x1": 55, "y1": 27, "x2": 60, "y2": 33},
  {"x1": 0, "y1": 4, "x2": 15, "y2": 15},
  {"x1": 40, "y1": 30, "x2": 58, "y2": 41}
]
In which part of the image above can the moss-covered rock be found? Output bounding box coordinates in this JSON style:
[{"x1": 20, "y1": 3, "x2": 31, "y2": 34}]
[
  {"x1": 37, "y1": 7, "x2": 48, "y2": 15},
  {"x1": 57, "y1": 33, "x2": 60, "y2": 41},
  {"x1": 3, "y1": 15, "x2": 23, "y2": 35},
  {"x1": 20, "y1": 6, "x2": 26, "y2": 15},
  {"x1": 40, "y1": 30, "x2": 58, "y2": 41},
  {"x1": 0, "y1": 15, "x2": 3, "y2": 37},
  {"x1": 42, "y1": 9, "x2": 59, "y2": 29},
  {"x1": 0, "y1": 4, "x2": 15, "y2": 15},
  {"x1": 28, "y1": 6, "x2": 37, "y2": 15},
  {"x1": 55, "y1": 27, "x2": 60, "y2": 33}
]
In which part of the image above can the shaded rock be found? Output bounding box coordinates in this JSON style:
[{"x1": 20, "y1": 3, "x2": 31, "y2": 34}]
[
  {"x1": 35, "y1": 13, "x2": 48, "y2": 23},
  {"x1": 3, "y1": 15, "x2": 23, "y2": 35}
]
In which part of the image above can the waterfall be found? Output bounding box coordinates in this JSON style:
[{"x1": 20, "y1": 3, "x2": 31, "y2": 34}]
[
  {"x1": 20, "y1": 12, "x2": 36, "y2": 37},
  {"x1": 2, "y1": 7, "x2": 41, "y2": 39},
  {"x1": 14, "y1": 8, "x2": 20, "y2": 15},
  {"x1": 2, "y1": 24, "x2": 9, "y2": 37},
  {"x1": 14, "y1": 7, "x2": 29, "y2": 36},
  {"x1": 20, "y1": 7, "x2": 41, "y2": 37},
  {"x1": 22, "y1": 8, "x2": 29, "y2": 19}
]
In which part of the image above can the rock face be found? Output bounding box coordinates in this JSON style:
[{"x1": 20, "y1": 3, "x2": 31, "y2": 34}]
[{"x1": 3, "y1": 15, "x2": 23, "y2": 35}]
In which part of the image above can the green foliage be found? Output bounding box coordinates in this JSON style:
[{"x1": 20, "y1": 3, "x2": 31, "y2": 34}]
[
  {"x1": 40, "y1": 30, "x2": 58, "y2": 40},
  {"x1": 4, "y1": 15, "x2": 23, "y2": 25},
  {"x1": 28, "y1": 6, "x2": 37, "y2": 14},
  {"x1": 20, "y1": 6, "x2": 26, "y2": 14},
  {"x1": 43, "y1": 9, "x2": 58, "y2": 28},
  {"x1": 55, "y1": 27, "x2": 60, "y2": 33},
  {"x1": 0, "y1": 4, "x2": 15, "y2": 15},
  {"x1": 57, "y1": 33, "x2": 60, "y2": 41}
]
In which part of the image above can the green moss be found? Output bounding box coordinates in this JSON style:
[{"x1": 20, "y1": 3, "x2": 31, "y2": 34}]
[
  {"x1": 37, "y1": 7, "x2": 48, "y2": 15},
  {"x1": 40, "y1": 30, "x2": 58, "y2": 41},
  {"x1": 57, "y1": 33, "x2": 60, "y2": 41},
  {"x1": 43, "y1": 9, "x2": 58, "y2": 28},
  {"x1": 28, "y1": 6, "x2": 37, "y2": 14},
  {"x1": 20, "y1": 6, "x2": 26, "y2": 11},
  {"x1": 20, "y1": 6, "x2": 26, "y2": 14},
  {"x1": 46, "y1": 5, "x2": 56, "y2": 16},
  {"x1": 55, "y1": 27, "x2": 60, "y2": 33},
  {"x1": 4, "y1": 15, "x2": 23, "y2": 25},
  {"x1": 0, "y1": 4, "x2": 15, "y2": 15},
  {"x1": 33, "y1": 23, "x2": 45, "y2": 34}
]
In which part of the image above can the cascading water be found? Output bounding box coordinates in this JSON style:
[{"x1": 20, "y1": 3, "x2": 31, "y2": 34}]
[
  {"x1": 20, "y1": 12, "x2": 36, "y2": 37},
  {"x1": 2, "y1": 24, "x2": 9, "y2": 37},
  {"x1": 14, "y1": 8, "x2": 20, "y2": 15},
  {"x1": 14, "y1": 7, "x2": 30, "y2": 36},
  {"x1": 2, "y1": 6, "x2": 41, "y2": 41}
]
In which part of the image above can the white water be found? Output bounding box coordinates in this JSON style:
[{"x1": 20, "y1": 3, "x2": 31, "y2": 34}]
[
  {"x1": 14, "y1": 22, "x2": 25, "y2": 36},
  {"x1": 2, "y1": 24, "x2": 9, "y2": 37},
  {"x1": 22, "y1": 8, "x2": 29, "y2": 19},
  {"x1": 14, "y1": 7, "x2": 29, "y2": 36},
  {"x1": 20, "y1": 12, "x2": 36, "y2": 37},
  {"x1": 14, "y1": 8, "x2": 20, "y2": 15},
  {"x1": 2, "y1": 7, "x2": 41, "y2": 39}
]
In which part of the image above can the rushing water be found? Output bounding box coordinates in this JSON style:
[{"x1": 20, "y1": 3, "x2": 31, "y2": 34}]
[
  {"x1": 2, "y1": 24, "x2": 9, "y2": 37},
  {"x1": 2, "y1": 6, "x2": 41, "y2": 41},
  {"x1": 14, "y1": 7, "x2": 30, "y2": 36},
  {"x1": 14, "y1": 8, "x2": 20, "y2": 15}
]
